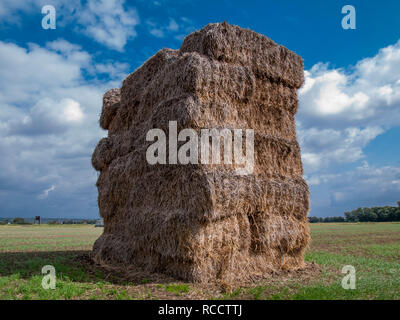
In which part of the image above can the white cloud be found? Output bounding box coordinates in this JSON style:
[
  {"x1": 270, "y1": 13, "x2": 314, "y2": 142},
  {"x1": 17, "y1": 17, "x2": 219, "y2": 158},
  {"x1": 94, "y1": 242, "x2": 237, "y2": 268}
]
[
  {"x1": 149, "y1": 28, "x2": 165, "y2": 38},
  {"x1": 6, "y1": 98, "x2": 84, "y2": 136},
  {"x1": 0, "y1": 39, "x2": 127, "y2": 217},
  {"x1": 0, "y1": 41, "x2": 84, "y2": 106},
  {"x1": 62, "y1": 99, "x2": 84, "y2": 122},
  {"x1": 0, "y1": 0, "x2": 38, "y2": 25},
  {"x1": 300, "y1": 67, "x2": 370, "y2": 117},
  {"x1": 298, "y1": 125, "x2": 383, "y2": 173},
  {"x1": 45, "y1": 39, "x2": 82, "y2": 54},
  {"x1": 94, "y1": 62, "x2": 130, "y2": 79},
  {"x1": 299, "y1": 40, "x2": 400, "y2": 129},
  {"x1": 167, "y1": 18, "x2": 179, "y2": 31},
  {"x1": 146, "y1": 17, "x2": 193, "y2": 40},
  {"x1": 310, "y1": 162, "x2": 400, "y2": 206},
  {"x1": 298, "y1": 39, "x2": 400, "y2": 173},
  {"x1": 38, "y1": 185, "x2": 56, "y2": 199},
  {"x1": 77, "y1": 0, "x2": 139, "y2": 51},
  {"x1": 298, "y1": 40, "x2": 400, "y2": 215},
  {"x1": 0, "y1": 0, "x2": 139, "y2": 51},
  {"x1": 0, "y1": 39, "x2": 126, "y2": 105}
]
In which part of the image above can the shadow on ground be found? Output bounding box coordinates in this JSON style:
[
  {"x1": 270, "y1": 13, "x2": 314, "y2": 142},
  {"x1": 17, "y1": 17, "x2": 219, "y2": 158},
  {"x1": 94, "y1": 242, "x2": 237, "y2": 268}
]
[{"x1": 0, "y1": 251, "x2": 177, "y2": 285}]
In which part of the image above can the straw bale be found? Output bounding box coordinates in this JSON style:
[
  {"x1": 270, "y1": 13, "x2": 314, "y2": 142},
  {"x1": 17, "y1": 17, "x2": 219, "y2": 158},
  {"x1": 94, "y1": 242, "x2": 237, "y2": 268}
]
[
  {"x1": 91, "y1": 22, "x2": 310, "y2": 282},
  {"x1": 180, "y1": 22, "x2": 304, "y2": 88},
  {"x1": 100, "y1": 88, "x2": 120, "y2": 130}
]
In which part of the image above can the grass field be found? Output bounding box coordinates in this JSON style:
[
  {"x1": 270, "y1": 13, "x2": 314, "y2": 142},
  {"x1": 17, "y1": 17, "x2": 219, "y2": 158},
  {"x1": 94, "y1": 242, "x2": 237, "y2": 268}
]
[{"x1": 0, "y1": 223, "x2": 399, "y2": 300}]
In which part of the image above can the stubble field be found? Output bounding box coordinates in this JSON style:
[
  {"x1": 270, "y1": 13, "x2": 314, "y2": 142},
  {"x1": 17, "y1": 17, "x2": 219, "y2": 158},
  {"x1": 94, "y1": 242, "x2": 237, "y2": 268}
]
[{"x1": 0, "y1": 222, "x2": 399, "y2": 300}]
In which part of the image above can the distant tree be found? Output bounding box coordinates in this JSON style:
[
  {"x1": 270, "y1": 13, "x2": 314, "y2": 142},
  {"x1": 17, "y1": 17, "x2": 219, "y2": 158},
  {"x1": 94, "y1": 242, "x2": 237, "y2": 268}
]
[
  {"x1": 344, "y1": 205, "x2": 399, "y2": 223},
  {"x1": 333, "y1": 216, "x2": 345, "y2": 222},
  {"x1": 308, "y1": 216, "x2": 320, "y2": 223},
  {"x1": 48, "y1": 220, "x2": 58, "y2": 225},
  {"x1": 345, "y1": 208, "x2": 362, "y2": 222},
  {"x1": 389, "y1": 207, "x2": 400, "y2": 221},
  {"x1": 344, "y1": 211, "x2": 352, "y2": 222},
  {"x1": 363, "y1": 208, "x2": 377, "y2": 222},
  {"x1": 378, "y1": 207, "x2": 391, "y2": 221}
]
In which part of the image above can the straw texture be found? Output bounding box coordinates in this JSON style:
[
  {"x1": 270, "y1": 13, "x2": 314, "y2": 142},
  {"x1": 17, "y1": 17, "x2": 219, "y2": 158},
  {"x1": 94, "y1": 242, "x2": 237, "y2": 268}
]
[{"x1": 91, "y1": 22, "x2": 310, "y2": 282}]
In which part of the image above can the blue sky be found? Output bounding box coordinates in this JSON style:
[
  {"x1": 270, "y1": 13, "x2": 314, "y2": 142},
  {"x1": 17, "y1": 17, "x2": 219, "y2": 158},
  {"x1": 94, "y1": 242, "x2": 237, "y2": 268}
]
[{"x1": 0, "y1": 0, "x2": 399, "y2": 218}]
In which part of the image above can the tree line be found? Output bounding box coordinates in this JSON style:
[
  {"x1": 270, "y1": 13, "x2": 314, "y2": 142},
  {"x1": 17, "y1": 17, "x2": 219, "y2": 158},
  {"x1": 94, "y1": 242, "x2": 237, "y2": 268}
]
[{"x1": 309, "y1": 201, "x2": 400, "y2": 223}]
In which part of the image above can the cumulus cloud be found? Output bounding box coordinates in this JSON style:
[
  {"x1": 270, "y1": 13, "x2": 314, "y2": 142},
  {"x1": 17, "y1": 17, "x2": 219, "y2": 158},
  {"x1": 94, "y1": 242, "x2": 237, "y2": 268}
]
[
  {"x1": 333, "y1": 161, "x2": 400, "y2": 204},
  {"x1": 0, "y1": 0, "x2": 39, "y2": 25},
  {"x1": 95, "y1": 62, "x2": 130, "y2": 79},
  {"x1": 77, "y1": 0, "x2": 139, "y2": 51},
  {"x1": 146, "y1": 17, "x2": 194, "y2": 40},
  {"x1": 299, "y1": 40, "x2": 400, "y2": 129},
  {"x1": 0, "y1": 39, "x2": 127, "y2": 218},
  {"x1": 307, "y1": 161, "x2": 400, "y2": 215},
  {"x1": 0, "y1": 39, "x2": 125, "y2": 106},
  {"x1": 298, "y1": 39, "x2": 400, "y2": 172},
  {"x1": 0, "y1": 41, "x2": 85, "y2": 106},
  {"x1": 298, "y1": 40, "x2": 400, "y2": 215},
  {"x1": 298, "y1": 125, "x2": 383, "y2": 173},
  {"x1": 0, "y1": 0, "x2": 139, "y2": 51},
  {"x1": 6, "y1": 98, "x2": 84, "y2": 136}
]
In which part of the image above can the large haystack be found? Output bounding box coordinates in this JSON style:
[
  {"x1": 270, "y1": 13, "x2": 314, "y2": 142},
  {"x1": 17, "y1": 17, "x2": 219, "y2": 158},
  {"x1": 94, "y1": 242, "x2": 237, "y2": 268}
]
[{"x1": 91, "y1": 22, "x2": 310, "y2": 282}]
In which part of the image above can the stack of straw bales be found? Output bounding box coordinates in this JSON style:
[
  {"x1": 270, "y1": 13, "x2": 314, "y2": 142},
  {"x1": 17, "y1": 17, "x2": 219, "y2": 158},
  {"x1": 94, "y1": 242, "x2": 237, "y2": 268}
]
[{"x1": 92, "y1": 22, "x2": 310, "y2": 282}]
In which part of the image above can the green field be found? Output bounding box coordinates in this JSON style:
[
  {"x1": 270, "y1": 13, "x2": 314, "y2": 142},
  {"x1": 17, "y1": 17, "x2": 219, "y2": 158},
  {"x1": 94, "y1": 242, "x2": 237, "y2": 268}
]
[{"x1": 0, "y1": 223, "x2": 399, "y2": 300}]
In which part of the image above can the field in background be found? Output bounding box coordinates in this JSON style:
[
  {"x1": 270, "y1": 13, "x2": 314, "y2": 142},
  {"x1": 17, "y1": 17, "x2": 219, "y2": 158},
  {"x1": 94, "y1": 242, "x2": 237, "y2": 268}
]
[{"x1": 0, "y1": 223, "x2": 399, "y2": 300}]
